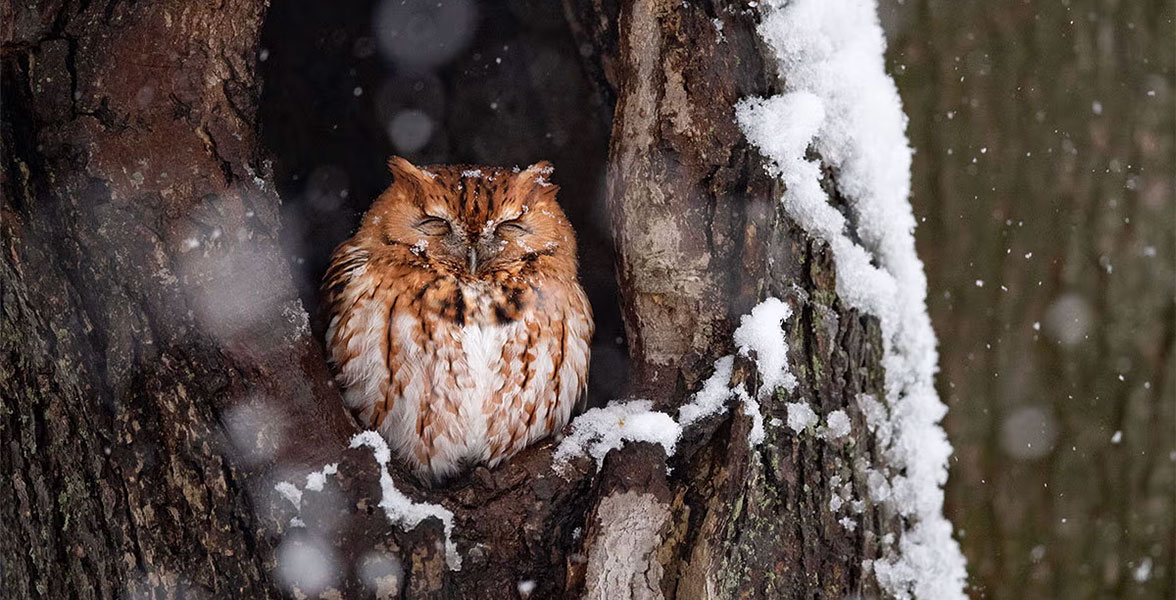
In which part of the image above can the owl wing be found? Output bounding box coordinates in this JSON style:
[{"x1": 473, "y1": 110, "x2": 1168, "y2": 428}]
[
  {"x1": 484, "y1": 277, "x2": 593, "y2": 463},
  {"x1": 568, "y1": 282, "x2": 593, "y2": 415},
  {"x1": 322, "y1": 243, "x2": 371, "y2": 323},
  {"x1": 322, "y1": 243, "x2": 390, "y2": 426}
]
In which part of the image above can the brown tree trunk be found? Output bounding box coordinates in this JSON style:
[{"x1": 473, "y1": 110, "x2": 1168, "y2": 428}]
[
  {"x1": 3, "y1": 1, "x2": 940, "y2": 598},
  {"x1": 561, "y1": 0, "x2": 900, "y2": 596},
  {"x1": 1, "y1": 0, "x2": 352, "y2": 596},
  {"x1": 890, "y1": 0, "x2": 1175, "y2": 597}
]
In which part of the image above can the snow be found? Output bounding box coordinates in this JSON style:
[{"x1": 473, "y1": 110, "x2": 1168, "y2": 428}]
[
  {"x1": 276, "y1": 536, "x2": 337, "y2": 594},
  {"x1": 517, "y1": 580, "x2": 537, "y2": 596},
  {"x1": 274, "y1": 461, "x2": 341, "y2": 528},
  {"x1": 786, "y1": 402, "x2": 818, "y2": 433},
  {"x1": 674, "y1": 296, "x2": 796, "y2": 445},
  {"x1": 735, "y1": 386, "x2": 767, "y2": 445},
  {"x1": 1132, "y1": 557, "x2": 1153, "y2": 582},
  {"x1": 856, "y1": 393, "x2": 890, "y2": 445},
  {"x1": 557, "y1": 296, "x2": 798, "y2": 468},
  {"x1": 830, "y1": 493, "x2": 844, "y2": 512},
  {"x1": 675, "y1": 356, "x2": 765, "y2": 446},
  {"x1": 736, "y1": 0, "x2": 967, "y2": 597},
  {"x1": 733, "y1": 297, "x2": 799, "y2": 397},
  {"x1": 306, "y1": 463, "x2": 338, "y2": 492},
  {"x1": 678, "y1": 356, "x2": 736, "y2": 427},
  {"x1": 874, "y1": 519, "x2": 967, "y2": 600},
  {"x1": 351, "y1": 431, "x2": 463, "y2": 570},
  {"x1": 867, "y1": 469, "x2": 892, "y2": 503},
  {"x1": 823, "y1": 409, "x2": 852, "y2": 440},
  {"x1": 554, "y1": 400, "x2": 681, "y2": 469},
  {"x1": 275, "y1": 481, "x2": 302, "y2": 509}
]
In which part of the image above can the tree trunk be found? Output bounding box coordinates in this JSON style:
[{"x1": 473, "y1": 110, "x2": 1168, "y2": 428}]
[
  {"x1": 889, "y1": 0, "x2": 1175, "y2": 597},
  {"x1": 561, "y1": 0, "x2": 903, "y2": 596},
  {"x1": 2, "y1": 1, "x2": 952, "y2": 598},
  {"x1": 1, "y1": 0, "x2": 354, "y2": 596}
]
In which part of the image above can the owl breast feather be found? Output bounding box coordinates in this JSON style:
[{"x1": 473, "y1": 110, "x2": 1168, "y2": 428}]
[{"x1": 326, "y1": 270, "x2": 592, "y2": 481}]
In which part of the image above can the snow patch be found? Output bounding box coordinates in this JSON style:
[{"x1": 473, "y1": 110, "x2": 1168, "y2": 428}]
[
  {"x1": 274, "y1": 461, "x2": 342, "y2": 526},
  {"x1": 351, "y1": 431, "x2": 462, "y2": 570},
  {"x1": 554, "y1": 401, "x2": 680, "y2": 470},
  {"x1": 733, "y1": 297, "x2": 799, "y2": 397},
  {"x1": 274, "y1": 481, "x2": 302, "y2": 509},
  {"x1": 678, "y1": 356, "x2": 737, "y2": 427},
  {"x1": 736, "y1": 387, "x2": 767, "y2": 445},
  {"x1": 306, "y1": 463, "x2": 338, "y2": 492},
  {"x1": 786, "y1": 402, "x2": 819, "y2": 432},
  {"x1": 556, "y1": 297, "x2": 790, "y2": 463},
  {"x1": 823, "y1": 409, "x2": 852, "y2": 440},
  {"x1": 736, "y1": 0, "x2": 967, "y2": 596}
]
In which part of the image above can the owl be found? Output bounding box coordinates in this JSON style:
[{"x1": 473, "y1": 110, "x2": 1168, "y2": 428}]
[{"x1": 323, "y1": 157, "x2": 593, "y2": 482}]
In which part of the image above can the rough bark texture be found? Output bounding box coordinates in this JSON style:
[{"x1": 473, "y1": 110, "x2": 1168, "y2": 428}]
[
  {"x1": 563, "y1": 0, "x2": 901, "y2": 597},
  {"x1": 3, "y1": 0, "x2": 914, "y2": 598},
  {"x1": 1, "y1": 0, "x2": 352, "y2": 596},
  {"x1": 889, "y1": 0, "x2": 1175, "y2": 597}
]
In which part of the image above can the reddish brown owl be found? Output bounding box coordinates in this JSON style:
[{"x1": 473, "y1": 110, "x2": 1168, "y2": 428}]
[{"x1": 323, "y1": 157, "x2": 593, "y2": 481}]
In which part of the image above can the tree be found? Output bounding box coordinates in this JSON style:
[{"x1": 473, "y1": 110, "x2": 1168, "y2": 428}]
[
  {"x1": 1, "y1": 0, "x2": 963, "y2": 598},
  {"x1": 890, "y1": 0, "x2": 1175, "y2": 597}
]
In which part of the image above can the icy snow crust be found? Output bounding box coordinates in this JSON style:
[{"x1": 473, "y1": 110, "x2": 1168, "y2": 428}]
[{"x1": 735, "y1": 0, "x2": 967, "y2": 597}]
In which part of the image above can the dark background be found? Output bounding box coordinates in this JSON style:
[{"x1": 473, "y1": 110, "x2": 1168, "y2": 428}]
[
  {"x1": 258, "y1": 0, "x2": 625, "y2": 407},
  {"x1": 256, "y1": 1, "x2": 1174, "y2": 598}
]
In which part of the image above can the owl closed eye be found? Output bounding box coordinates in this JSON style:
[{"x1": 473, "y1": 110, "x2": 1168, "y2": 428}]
[{"x1": 323, "y1": 156, "x2": 593, "y2": 482}]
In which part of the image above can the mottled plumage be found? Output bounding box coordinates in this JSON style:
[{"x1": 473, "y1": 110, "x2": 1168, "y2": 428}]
[{"x1": 323, "y1": 157, "x2": 593, "y2": 481}]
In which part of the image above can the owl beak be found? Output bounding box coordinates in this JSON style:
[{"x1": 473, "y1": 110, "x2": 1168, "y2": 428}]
[{"x1": 468, "y1": 246, "x2": 477, "y2": 273}]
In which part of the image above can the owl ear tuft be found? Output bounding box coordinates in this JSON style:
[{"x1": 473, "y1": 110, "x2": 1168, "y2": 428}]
[
  {"x1": 521, "y1": 161, "x2": 554, "y2": 177},
  {"x1": 513, "y1": 161, "x2": 557, "y2": 195},
  {"x1": 387, "y1": 156, "x2": 432, "y2": 186}
]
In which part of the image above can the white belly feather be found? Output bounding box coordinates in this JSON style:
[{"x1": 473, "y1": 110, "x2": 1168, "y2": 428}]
[{"x1": 329, "y1": 278, "x2": 589, "y2": 479}]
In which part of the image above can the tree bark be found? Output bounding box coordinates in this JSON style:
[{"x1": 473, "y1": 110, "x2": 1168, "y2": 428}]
[
  {"x1": 4, "y1": 1, "x2": 923, "y2": 598},
  {"x1": 563, "y1": 0, "x2": 899, "y2": 596},
  {"x1": 1, "y1": 0, "x2": 353, "y2": 596}
]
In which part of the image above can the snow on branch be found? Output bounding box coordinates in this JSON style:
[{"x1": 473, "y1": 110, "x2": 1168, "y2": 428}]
[
  {"x1": 273, "y1": 434, "x2": 463, "y2": 571},
  {"x1": 351, "y1": 431, "x2": 463, "y2": 570},
  {"x1": 553, "y1": 400, "x2": 681, "y2": 469},
  {"x1": 559, "y1": 297, "x2": 799, "y2": 466},
  {"x1": 275, "y1": 463, "x2": 339, "y2": 513},
  {"x1": 735, "y1": 0, "x2": 967, "y2": 598}
]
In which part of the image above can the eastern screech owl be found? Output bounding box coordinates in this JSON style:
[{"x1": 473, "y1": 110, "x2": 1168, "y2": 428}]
[{"x1": 323, "y1": 157, "x2": 593, "y2": 481}]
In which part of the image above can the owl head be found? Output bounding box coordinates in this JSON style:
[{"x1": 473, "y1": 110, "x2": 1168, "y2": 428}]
[{"x1": 354, "y1": 157, "x2": 578, "y2": 282}]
